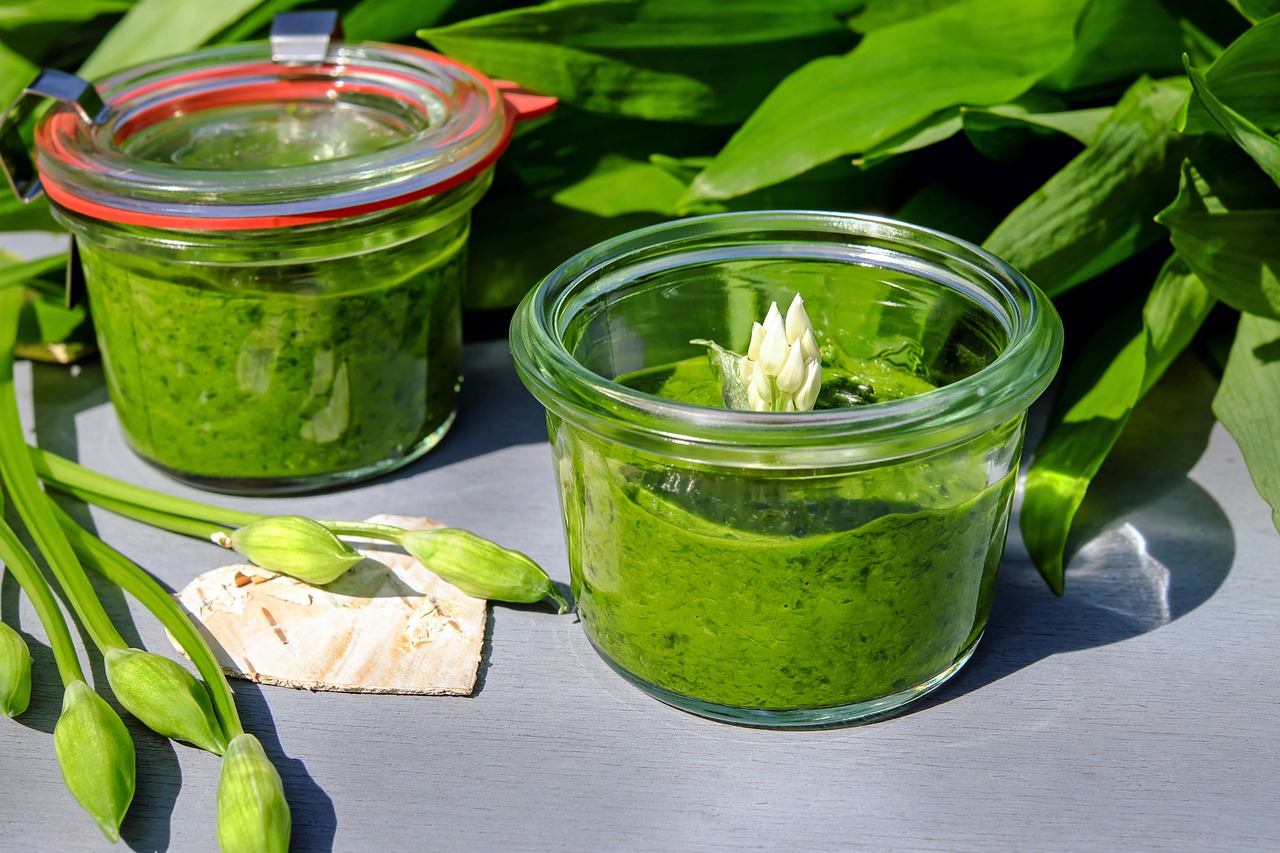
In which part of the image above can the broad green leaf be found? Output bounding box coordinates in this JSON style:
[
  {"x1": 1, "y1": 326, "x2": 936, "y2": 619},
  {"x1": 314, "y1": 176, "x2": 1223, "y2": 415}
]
[
  {"x1": 847, "y1": 0, "x2": 964, "y2": 32},
  {"x1": 346, "y1": 0, "x2": 458, "y2": 41},
  {"x1": 0, "y1": 194, "x2": 59, "y2": 232},
  {"x1": 854, "y1": 109, "x2": 963, "y2": 168},
  {"x1": 1157, "y1": 139, "x2": 1280, "y2": 319},
  {"x1": 1040, "y1": 0, "x2": 1184, "y2": 93},
  {"x1": 1181, "y1": 13, "x2": 1280, "y2": 135},
  {"x1": 420, "y1": 0, "x2": 860, "y2": 125},
  {"x1": 213, "y1": 0, "x2": 308, "y2": 43},
  {"x1": 0, "y1": 1, "x2": 132, "y2": 28},
  {"x1": 962, "y1": 101, "x2": 1112, "y2": 151},
  {"x1": 0, "y1": 252, "x2": 64, "y2": 291},
  {"x1": 984, "y1": 76, "x2": 1194, "y2": 297},
  {"x1": 1213, "y1": 311, "x2": 1280, "y2": 531},
  {"x1": 552, "y1": 153, "x2": 687, "y2": 216},
  {"x1": 1021, "y1": 255, "x2": 1214, "y2": 594},
  {"x1": 681, "y1": 0, "x2": 1090, "y2": 204},
  {"x1": 1227, "y1": 0, "x2": 1280, "y2": 23},
  {"x1": 1184, "y1": 57, "x2": 1280, "y2": 185},
  {"x1": 79, "y1": 0, "x2": 268, "y2": 80},
  {"x1": 1, "y1": 36, "x2": 35, "y2": 105}
]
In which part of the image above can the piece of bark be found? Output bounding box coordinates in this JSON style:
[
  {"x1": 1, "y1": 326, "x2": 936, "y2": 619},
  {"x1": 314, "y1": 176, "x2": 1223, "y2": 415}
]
[{"x1": 170, "y1": 515, "x2": 485, "y2": 695}]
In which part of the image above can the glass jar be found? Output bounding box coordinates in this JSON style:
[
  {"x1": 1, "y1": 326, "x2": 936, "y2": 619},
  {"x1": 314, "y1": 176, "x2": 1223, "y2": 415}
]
[
  {"x1": 6, "y1": 29, "x2": 552, "y2": 493},
  {"x1": 511, "y1": 211, "x2": 1062, "y2": 727}
]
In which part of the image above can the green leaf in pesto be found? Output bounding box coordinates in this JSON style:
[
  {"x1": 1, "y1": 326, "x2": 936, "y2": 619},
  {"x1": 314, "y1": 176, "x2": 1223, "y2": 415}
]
[
  {"x1": 1156, "y1": 138, "x2": 1280, "y2": 319},
  {"x1": 1039, "y1": 0, "x2": 1185, "y2": 94},
  {"x1": 680, "y1": 0, "x2": 1089, "y2": 204},
  {"x1": 1213, "y1": 311, "x2": 1280, "y2": 532},
  {"x1": 1181, "y1": 12, "x2": 1280, "y2": 135},
  {"x1": 78, "y1": 0, "x2": 268, "y2": 80},
  {"x1": 420, "y1": 0, "x2": 860, "y2": 125},
  {"x1": 1184, "y1": 56, "x2": 1280, "y2": 185},
  {"x1": 1020, "y1": 255, "x2": 1214, "y2": 594},
  {"x1": 983, "y1": 76, "x2": 1194, "y2": 297}
]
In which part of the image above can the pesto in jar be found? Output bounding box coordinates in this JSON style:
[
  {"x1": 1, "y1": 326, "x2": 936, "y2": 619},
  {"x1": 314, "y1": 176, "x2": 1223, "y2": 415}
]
[
  {"x1": 78, "y1": 220, "x2": 466, "y2": 488},
  {"x1": 553, "y1": 355, "x2": 1016, "y2": 711}
]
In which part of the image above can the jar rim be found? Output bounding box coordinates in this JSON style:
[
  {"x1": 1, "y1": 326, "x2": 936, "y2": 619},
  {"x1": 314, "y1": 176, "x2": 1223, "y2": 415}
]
[
  {"x1": 32, "y1": 41, "x2": 521, "y2": 230},
  {"x1": 511, "y1": 210, "x2": 1063, "y2": 467}
]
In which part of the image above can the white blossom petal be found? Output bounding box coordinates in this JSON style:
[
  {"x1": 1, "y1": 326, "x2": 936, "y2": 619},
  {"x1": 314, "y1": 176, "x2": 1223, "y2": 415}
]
[
  {"x1": 759, "y1": 308, "x2": 789, "y2": 375},
  {"x1": 785, "y1": 293, "x2": 813, "y2": 344},
  {"x1": 747, "y1": 322, "x2": 765, "y2": 361},
  {"x1": 799, "y1": 328, "x2": 821, "y2": 363},
  {"x1": 775, "y1": 341, "x2": 805, "y2": 393}
]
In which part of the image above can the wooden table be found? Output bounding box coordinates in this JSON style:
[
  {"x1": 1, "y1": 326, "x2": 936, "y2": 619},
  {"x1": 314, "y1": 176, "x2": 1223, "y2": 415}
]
[{"x1": 1, "y1": 234, "x2": 1277, "y2": 851}]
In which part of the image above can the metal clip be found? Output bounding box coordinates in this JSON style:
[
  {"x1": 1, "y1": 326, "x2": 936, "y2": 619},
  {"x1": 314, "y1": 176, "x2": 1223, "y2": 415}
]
[
  {"x1": 0, "y1": 69, "x2": 105, "y2": 204},
  {"x1": 271, "y1": 11, "x2": 344, "y2": 65}
]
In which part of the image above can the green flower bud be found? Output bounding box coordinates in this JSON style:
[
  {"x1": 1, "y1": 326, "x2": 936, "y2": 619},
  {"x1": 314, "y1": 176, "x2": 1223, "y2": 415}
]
[
  {"x1": 54, "y1": 680, "x2": 135, "y2": 843},
  {"x1": 105, "y1": 647, "x2": 227, "y2": 754},
  {"x1": 217, "y1": 733, "x2": 291, "y2": 853},
  {"x1": 0, "y1": 620, "x2": 32, "y2": 717},
  {"x1": 228, "y1": 516, "x2": 362, "y2": 585},
  {"x1": 399, "y1": 528, "x2": 569, "y2": 613}
]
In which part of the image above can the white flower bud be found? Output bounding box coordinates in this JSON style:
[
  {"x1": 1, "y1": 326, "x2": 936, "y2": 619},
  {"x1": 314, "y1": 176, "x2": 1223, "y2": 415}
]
[
  {"x1": 799, "y1": 328, "x2": 821, "y2": 363},
  {"x1": 747, "y1": 322, "x2": 765, "y2": 361},
  {"x1": 759, "y1": 306, "x2": 789, "y2": 375},
  {"x1": 775, "y1": 341, "x2": 805, "y2": 394},
  {"x1": 747, "y1": 382, "x2": 763, "y2": 411},
  {"x1": 797, "y1": 358, "x2": 823, "y2": 411},
  {"x1": 752, "y1": 361, "x2": 772, "y2": 402},
  {"x1": 785, "y1": 293, "x2": 814, "y2": 344},
  {"x1": 737, "y1": 355, "x2": 754, "y2": 386}
]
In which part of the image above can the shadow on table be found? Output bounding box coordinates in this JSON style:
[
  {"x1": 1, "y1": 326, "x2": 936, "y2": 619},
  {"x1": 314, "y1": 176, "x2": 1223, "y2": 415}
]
[{"x1": 914, "y1": 354, "x2": 1235, "y2": 715}]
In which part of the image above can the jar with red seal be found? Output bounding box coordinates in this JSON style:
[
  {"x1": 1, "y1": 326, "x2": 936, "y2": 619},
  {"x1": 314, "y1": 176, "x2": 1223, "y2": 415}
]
[{"x1": 0, "y1": 13, "x2": 554, "y2": 494}]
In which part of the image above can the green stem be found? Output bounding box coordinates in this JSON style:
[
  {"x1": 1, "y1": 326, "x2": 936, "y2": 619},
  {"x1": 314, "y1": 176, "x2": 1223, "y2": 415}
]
[
  {"x1": 0, "y1": 289, "x2": 124, "y2": 653},
  {"x1": 0, "y1": 517, "x2": 84, "y2": 686},
  {"x1": 48, "y1": 501, "x2": 244, "y2": 740},
  {"x1": 29, "y1": 447, "x2": 263, "y2": 528},
  {"x1": 44, "y1": 481, "x2": 233, "y2": 542},
  {"x1": 317, "y1": 520, "x2": 410, "y2": 544}
]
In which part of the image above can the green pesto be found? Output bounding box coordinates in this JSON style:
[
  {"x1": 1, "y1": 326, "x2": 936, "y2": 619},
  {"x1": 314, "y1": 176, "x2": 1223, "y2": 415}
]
[
  {"x1": 557, "y1": 357, "x2": 1014, "y2": 711},
  {"x1": 78, "y1": 224, "x2": 465, "y2": 485}
]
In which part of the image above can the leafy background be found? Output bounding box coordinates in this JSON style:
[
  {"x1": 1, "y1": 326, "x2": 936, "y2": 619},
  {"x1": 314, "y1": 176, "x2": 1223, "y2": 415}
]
[{"x1": 2, "y1": 0, "x2": 1278, "y2": 592}]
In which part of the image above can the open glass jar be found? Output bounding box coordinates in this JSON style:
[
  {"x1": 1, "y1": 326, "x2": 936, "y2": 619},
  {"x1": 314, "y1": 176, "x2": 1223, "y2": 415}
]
[
  {"x1": 2, "y1": 19, "x2": 552, "y2": 493},
  {"x1": 512, "y1": 212, "x2": 1062, "y2": 727}
]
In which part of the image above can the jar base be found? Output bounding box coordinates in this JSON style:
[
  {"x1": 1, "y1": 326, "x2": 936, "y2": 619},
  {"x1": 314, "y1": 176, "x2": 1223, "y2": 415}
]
[
  {"x1": 587, "y1": 632, "x2": 982, "y2": 729},
  {"x1": 132, "y1": 409, "x2": 457, "y2": 496}
]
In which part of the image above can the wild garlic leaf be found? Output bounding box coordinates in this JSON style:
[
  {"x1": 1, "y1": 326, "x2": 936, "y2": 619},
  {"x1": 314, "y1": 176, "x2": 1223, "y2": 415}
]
[
  {"x1": 0, "y1": 0, "x2": 131, "y2": 29},
  {"x1": 1157, "y1": 138, "x2": 1280, "y2": 320},
  {"x1": 848, "y1": 0, "x2": 965, "y2": 33},
  {"x1": 420, "y1": 0, "x2": 859, "y2": 125},
  {"x1": 1039, "y1": 0, "x2": 1184, "y2": 93},
  {"x1": 1020, "y1": 256, "x2": 1214, "y2": 594},
  {"x1": 1213, "y1": 311, "x2": 1280, "y2": 532},
  {"x1": 79, "y1": 0, "x2": 268, "y2": 80},
  {"x1": 1226, "y1": 0, "x2": 1280, "y2": 25},
  {"x1": 961, "y1": 101, "x2": 1114, "y2": 157},
  {"x1": 1184, "y1": 58, "x2": 1280, "y2": 186},
  {"x1": 1181, "y1": 13, "x2": 1280, "y2": 135},
  {"x1": 984, "y1": 76, "x2": 1194, "y2": 297},
  {"x1": 681, "y1": 0, "x2": 1090, "y2": 204}
]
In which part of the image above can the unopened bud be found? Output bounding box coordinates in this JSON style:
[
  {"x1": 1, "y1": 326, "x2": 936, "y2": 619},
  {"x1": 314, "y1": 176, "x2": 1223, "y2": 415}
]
[
  {"x1": 775, "y1": 341, "x2": 805, "y2": 394},
  {"x1": 400, "y1": 528, "x2": 569, "y2": 613},
  {"x1": 105, "y1": 647, "x2": 226, "y2": 754},
  {"x1": 55, "y1": 680, "x2": 135, "y2": 843},
  {"x1": 217, "y1": 734, "x2": 291, "y2": 853},
  {"x1": 785, "y1": 292, "x2": 814, "y2": 344},
  {"x1": 758, "y1": 304, "x2": 789, "y2": 374},
  {"x1": 0, "y1": 620, "x2": 31, "y2": 718},
  {"x1": 229, "y1": 516, "x2": 362, "y2": 585}
]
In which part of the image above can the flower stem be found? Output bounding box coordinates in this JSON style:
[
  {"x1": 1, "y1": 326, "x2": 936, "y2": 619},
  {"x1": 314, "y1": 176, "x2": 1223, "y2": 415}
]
[
  {"x1": 317, "y1": 520, "x2": 412, "y2": 544},
  {"x1": 48, "y1": 501, "x2": 244, "y2": 740},
  {"x1": 0, "y1": 288, "x2": 124, "y2": 653},
  {"x1": 0, "y1": 517, "x2": 84, "y2": 686},
  {"x1": 44, "y1": 480, "x2": 233, "y2": 543},
  {"x1": 29, "y1": 447, "x2": 262, "y2": 528}
]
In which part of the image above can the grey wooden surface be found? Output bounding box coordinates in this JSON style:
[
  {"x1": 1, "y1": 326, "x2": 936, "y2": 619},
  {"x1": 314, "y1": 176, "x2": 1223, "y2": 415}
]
[{"x1": 1, "y1": 232, "x2": 1278, "y2": 852}]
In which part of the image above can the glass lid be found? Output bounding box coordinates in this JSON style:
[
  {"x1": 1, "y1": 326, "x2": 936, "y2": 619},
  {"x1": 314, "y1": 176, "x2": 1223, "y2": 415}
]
[{"x1": 30, "y1": 39, "x2": 541, "y2": 229}]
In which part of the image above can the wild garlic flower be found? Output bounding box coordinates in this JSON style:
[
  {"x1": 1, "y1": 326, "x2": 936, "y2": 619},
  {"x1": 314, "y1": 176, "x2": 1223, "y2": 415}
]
[{"x1": 737, "y1": 294, "x2": 822, "y2": 412}]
